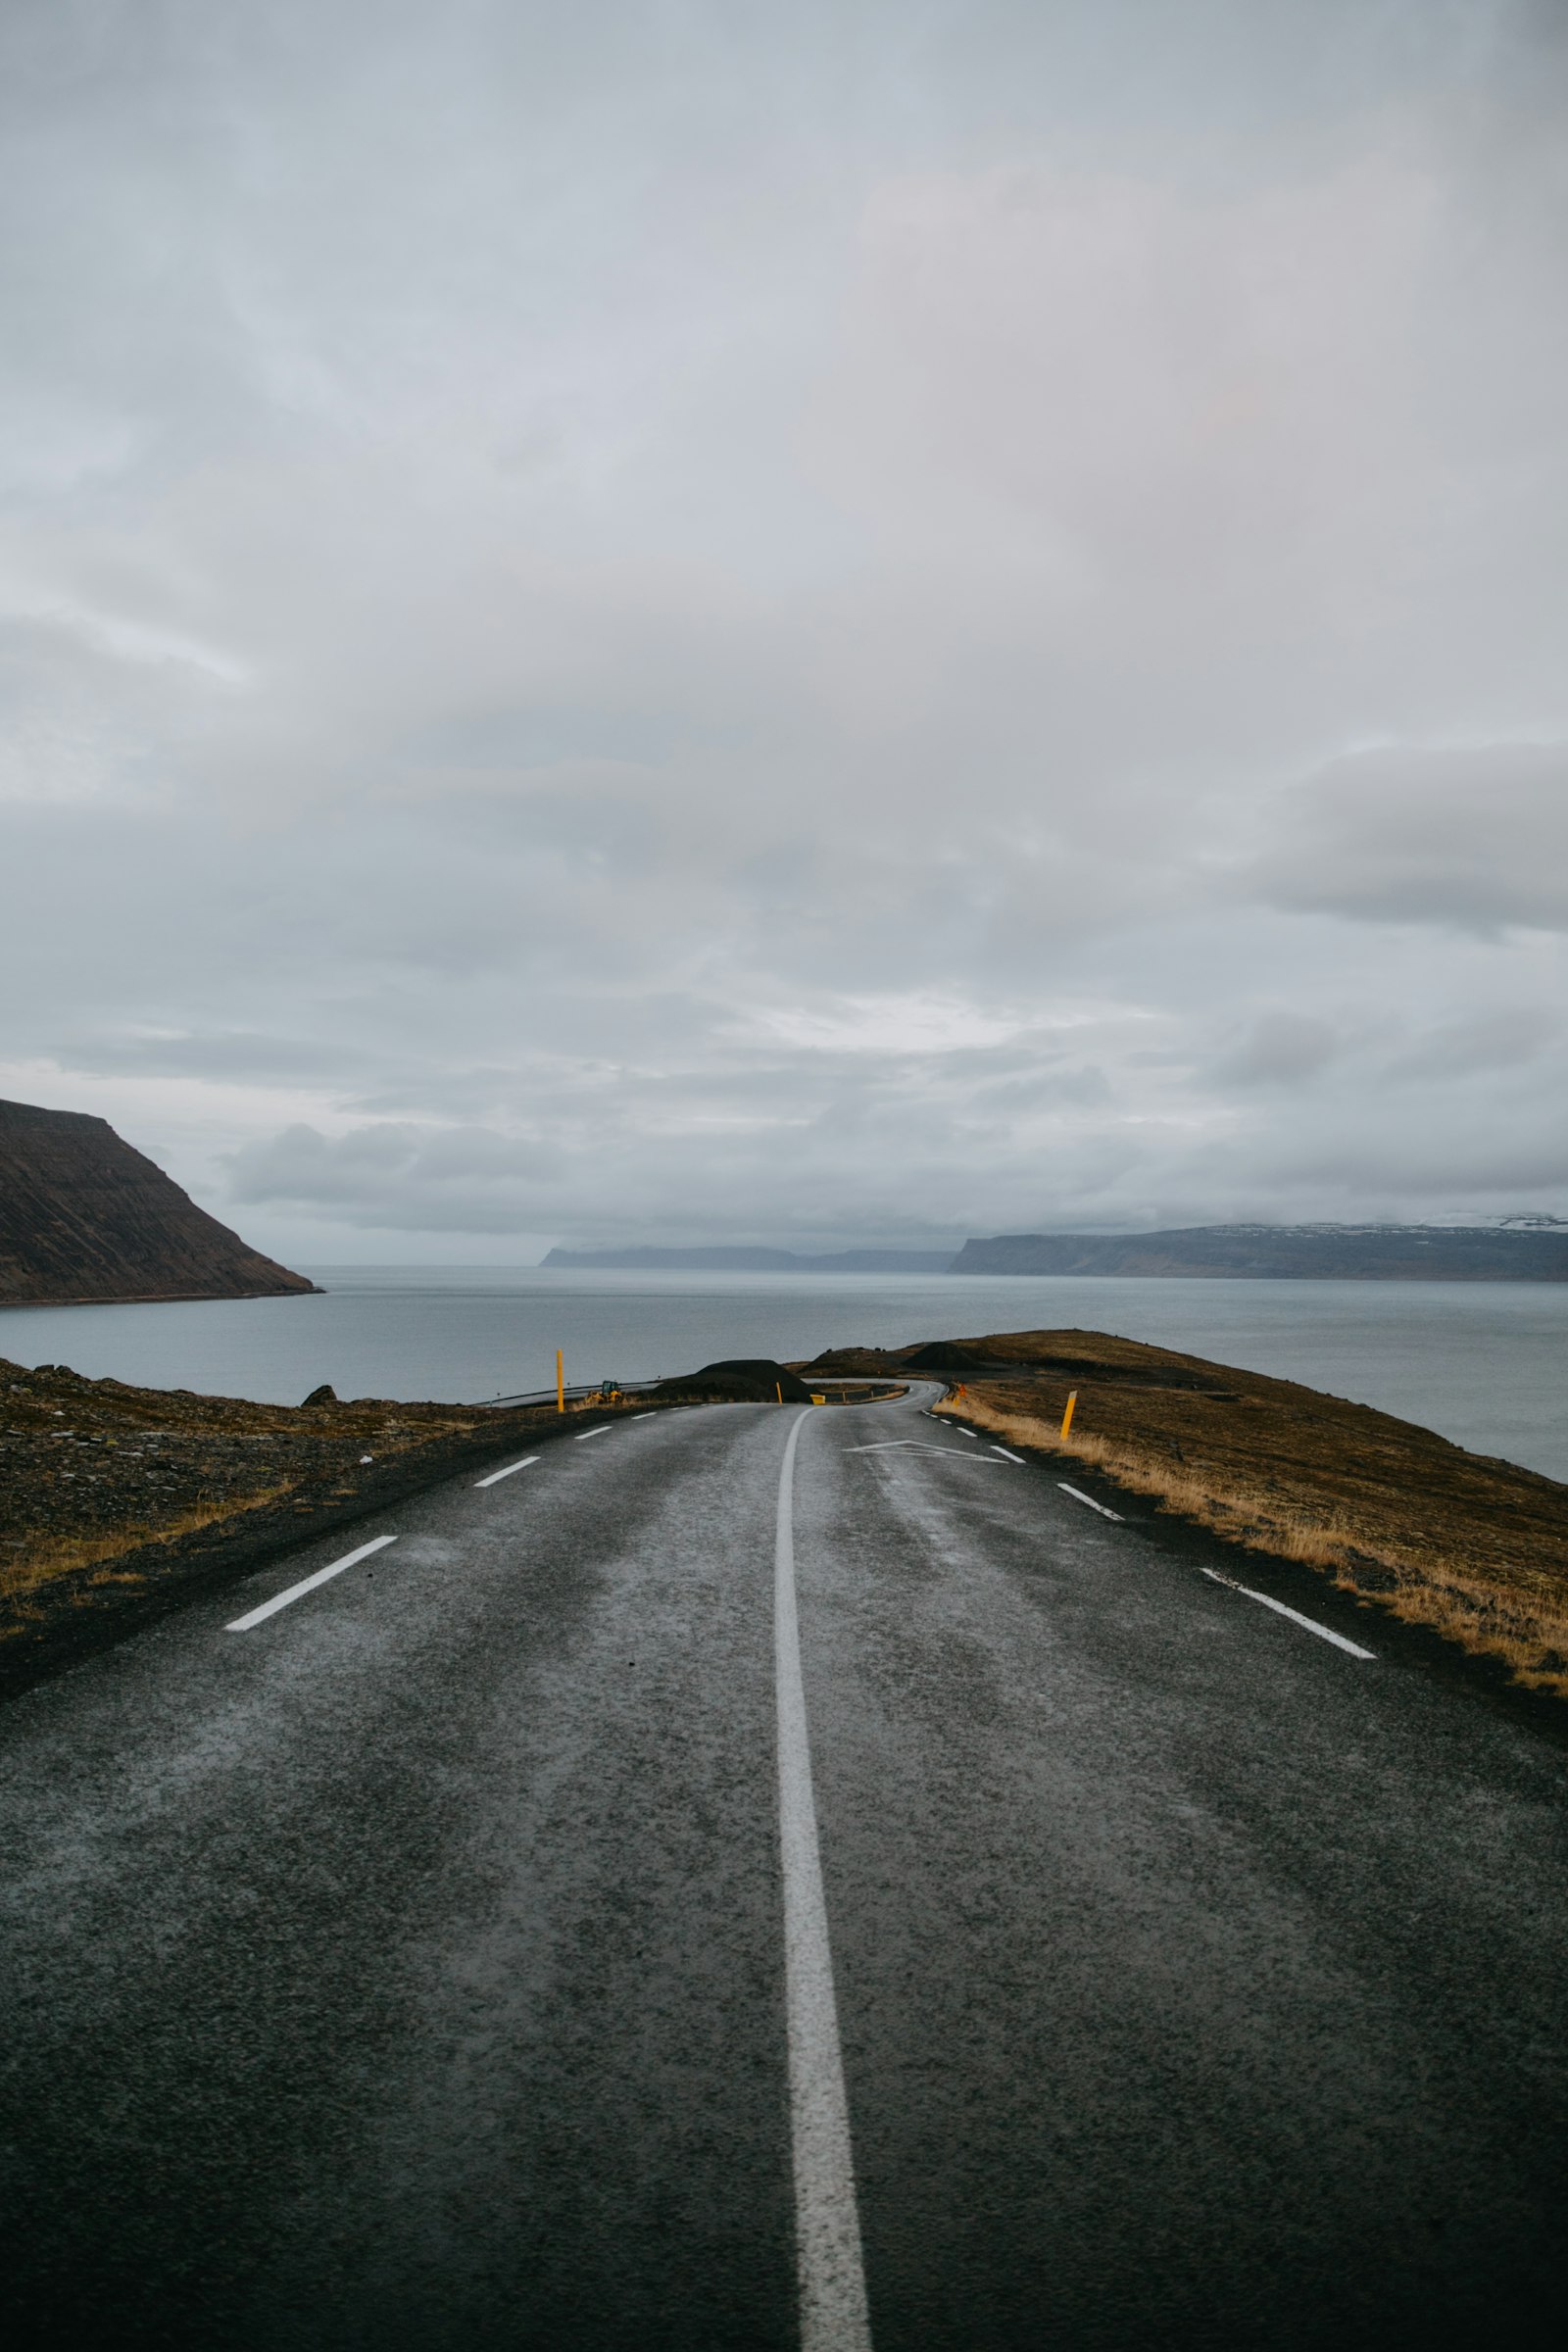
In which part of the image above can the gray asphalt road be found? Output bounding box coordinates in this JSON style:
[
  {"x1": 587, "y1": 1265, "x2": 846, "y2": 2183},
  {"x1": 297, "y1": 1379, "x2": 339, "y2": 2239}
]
[{"x1": 2, "y1": 1388, "x2": 1565, "y2": 2350}]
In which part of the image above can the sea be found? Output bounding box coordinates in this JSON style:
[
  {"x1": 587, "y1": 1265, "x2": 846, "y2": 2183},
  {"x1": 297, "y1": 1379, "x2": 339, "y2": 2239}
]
[{"x1": 2, "y1": 1266, "x2": 1565, "y2": 1485}]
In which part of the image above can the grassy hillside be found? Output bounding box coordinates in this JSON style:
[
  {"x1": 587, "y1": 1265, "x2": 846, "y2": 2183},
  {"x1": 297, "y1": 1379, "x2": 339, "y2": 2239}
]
[{"x1": 803, "y1": 1328, "x2": 1568, "y2": 1696}]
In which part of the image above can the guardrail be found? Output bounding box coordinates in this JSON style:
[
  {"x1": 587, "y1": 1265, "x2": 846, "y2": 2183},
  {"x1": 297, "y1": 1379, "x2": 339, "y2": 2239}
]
[
  {"x1": 472, "y1": 1375, "x2": 907, "y2": 1408},
  {"x1": 474, "y1": 1379, "x2": 663, "y2": 1408}
]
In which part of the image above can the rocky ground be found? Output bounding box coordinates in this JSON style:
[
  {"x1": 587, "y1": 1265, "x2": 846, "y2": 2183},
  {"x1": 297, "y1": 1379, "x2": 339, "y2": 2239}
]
[
  {"x1": 0, "y1": 1356, "x2": 625, "y2": 1692},
  {"x1": 802, "y1": 1329, "x2": 1568, "y2": 1696}
]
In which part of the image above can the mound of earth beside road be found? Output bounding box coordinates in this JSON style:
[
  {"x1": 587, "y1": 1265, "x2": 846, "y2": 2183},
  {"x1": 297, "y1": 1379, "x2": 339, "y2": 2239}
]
[
  {"x1": 648, "y1": 1357, "x2": 813, "y2": 1403},
  {"x1": 0, "y1": 1358, "x2": 640, "y2": 1692},
  {"x1": 799, "y1": 1329, "x2": 1568, "y2": 1696}
]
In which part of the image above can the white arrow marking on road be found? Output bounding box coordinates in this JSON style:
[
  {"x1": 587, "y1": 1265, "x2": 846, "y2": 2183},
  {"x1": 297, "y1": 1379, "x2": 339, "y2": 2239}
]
[
  {"x1": 843, "y1": 1440, "x2": 1004, "y2": 1457},
  {"x1": 225, "y1": 1535, "x2": 398, "y2": 1632},
  {"x1": 775, "y1": 1409, "x2": 873, "y2": 2352},
  {"x1": 1059, "y1": 1482, "x2": 1124, "y2": 1521},
  {"x1": 474, "y1": 1455, "x2": 539, "y2": 1488},
  {"x1": 1200, "y1": 1566, "x2": 1376, "y2": 1658}
]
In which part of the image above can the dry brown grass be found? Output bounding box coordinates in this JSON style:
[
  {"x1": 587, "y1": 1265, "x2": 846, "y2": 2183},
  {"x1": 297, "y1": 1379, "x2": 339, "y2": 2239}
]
[
  {"x1": 945, "y1": 1386, "x2": 1568, "y2": 1699},
  {"x1": 0, "y1": 1348, "x2": 651, "y2": 1661},
  {"x1": 0, "y1": 1483, "x2": 297, "y2": 1622}
]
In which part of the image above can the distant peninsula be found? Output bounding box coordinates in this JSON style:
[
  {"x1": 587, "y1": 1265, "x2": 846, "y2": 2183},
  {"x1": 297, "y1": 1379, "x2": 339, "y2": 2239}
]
[
  {"x1": 540, "y1": 1245, "x2": 955, "y2": 1273},
  {"x1": 546, "y1": 1224, "x2": 1568, "y2": 1281},
  {"x1": 950, "y1": 1224, "x2": 1568, "y2": 1280},
  {"x1": 0, "y1": 1099, "x2": 318, "y2": 1308}
]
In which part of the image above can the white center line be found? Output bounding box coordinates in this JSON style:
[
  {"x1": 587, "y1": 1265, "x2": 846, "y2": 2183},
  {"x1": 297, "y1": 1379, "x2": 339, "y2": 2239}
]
[
  {"x1": 225, "y1": 1535, "x2": 397, "y2": 1632},
  {"x1": 474, "y1": 1455, "x2": 539, "y2": 1489},
  {"x1": 573, "y1": 1424, "x2": 613, "y2": 1441},
  {"x1": 1200, "y1": 1566, "x2": 1377, "y2": 1658},
  {"x1": 1058, "y1": 1483, "x2": 1124, "y2": 1522},
  {"x1": 775, "y1": 1409, "x2": 873, "y2": 2352},
  {"x1": 990, "y1": 1445, "x2": 1024, "y2": 1464}
]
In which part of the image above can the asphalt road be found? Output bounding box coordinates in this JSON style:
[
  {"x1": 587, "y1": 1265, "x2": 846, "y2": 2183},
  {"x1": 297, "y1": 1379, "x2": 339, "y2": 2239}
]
[{"x1": 2, "y1": 1387, "x2": 1565, "y2": 2350}]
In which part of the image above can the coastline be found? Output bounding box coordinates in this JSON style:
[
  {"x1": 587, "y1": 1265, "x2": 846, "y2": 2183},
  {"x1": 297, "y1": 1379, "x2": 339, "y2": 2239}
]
[{"x1": 8, "y1": 1323, "x2": 1568, "y2": 1708}]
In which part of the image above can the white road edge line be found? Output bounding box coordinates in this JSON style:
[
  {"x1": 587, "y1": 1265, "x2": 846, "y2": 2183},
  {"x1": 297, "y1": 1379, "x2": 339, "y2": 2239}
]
[
  {"x1": 573, "y1": 1424, "x2": 613, "y2": 1441},
  {"x1": 991, "y1": 1446, "x2": 1024, "y2": 1464},
  {"x1": 225, "y1": 1535, "x2": 398, "y2": 1632},
  {"x1": 1059, "y1": 1482, "x2": 1124, "y2": 1522},
  {"x1": 1200, "y1": 1566, "x2": 1377, "y2": 1659},
  {"x1": 775, "y1": 1408, "x2": 873, "y2": 2352},
  {"x1": 474, "y1": 1455, "x2": 539, "y2": 1488}
]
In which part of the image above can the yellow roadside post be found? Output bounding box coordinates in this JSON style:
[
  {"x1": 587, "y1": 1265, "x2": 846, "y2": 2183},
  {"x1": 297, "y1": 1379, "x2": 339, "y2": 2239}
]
[
  {"x1": 557, "y1": 1349, "x2": 564, "y2": 1413},
  {"x1": 776, "y1": 1382, "x2": 783, "y2": 1403},
  {"x1": 1060, "y1": 1390, "x2": 1078, "y2": 1440}
]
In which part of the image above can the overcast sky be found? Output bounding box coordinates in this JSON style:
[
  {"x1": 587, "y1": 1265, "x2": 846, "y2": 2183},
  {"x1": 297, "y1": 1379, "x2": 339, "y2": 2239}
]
[{"x1": 4, "y1": 0, "x2": 1566, "y2": 1261}]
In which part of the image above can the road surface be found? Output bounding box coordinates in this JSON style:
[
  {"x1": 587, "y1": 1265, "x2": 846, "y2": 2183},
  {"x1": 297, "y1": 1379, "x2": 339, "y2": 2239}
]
[{"x1": 2, "y1": 1386, "x2": 1565, "y2": 2348}]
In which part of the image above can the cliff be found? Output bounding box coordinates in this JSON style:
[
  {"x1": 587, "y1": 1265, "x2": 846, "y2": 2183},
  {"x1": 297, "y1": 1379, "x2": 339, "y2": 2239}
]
[
  {"x1": 950, "y1": 1224, "x2": 1568, "y2": 1280},
  {"x1": 0, "y1": 1099, "x2": 318, "y2": 1307}
]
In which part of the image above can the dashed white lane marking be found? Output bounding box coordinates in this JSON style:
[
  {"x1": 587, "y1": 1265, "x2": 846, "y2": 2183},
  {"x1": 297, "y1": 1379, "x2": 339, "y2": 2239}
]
[
  {"x1": 474, "y1": 1455, "x2": 539, "y2": 1488},
  {"x1": 573, "y1": 1424, "x2": 613, "y2": 1441},
  {"x1": 954, "y1": 1427, "x2": 979, "y2": 1438},
  {"x1": 991, "y1": 1445, "x2": 1024, "y2": 1464},
  {"x1": 775, "y1": 1409, "x2": 873, "y2": 2352},
  {"x1": 1200, "y1": 1566, "x2": 1377, "y2": 1658},
  {"x1": 225, "y1": 1535, "x2": 398, "y2": 1632},
  {"x1": 632, "y1": 1412, "x2": 657, "y2": 1420},
  {"x1": 1059, "y1": 1483, "x2": 1124, "y2": 1521}
]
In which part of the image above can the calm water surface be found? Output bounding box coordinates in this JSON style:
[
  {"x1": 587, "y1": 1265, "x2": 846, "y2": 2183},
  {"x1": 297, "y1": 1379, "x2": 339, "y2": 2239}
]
[{"x1": 2, "y1": 1267, "x2": 1565, "y2": 1483}]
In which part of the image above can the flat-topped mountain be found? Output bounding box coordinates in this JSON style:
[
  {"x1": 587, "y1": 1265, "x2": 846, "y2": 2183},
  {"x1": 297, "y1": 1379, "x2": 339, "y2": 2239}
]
[
  {"x1": 951, "y1": 1224, "x2": 1568, "y2": 1280},
  {"x1": 544, "y1": 1225, "x2": 1568, "y2": 1280},
  {"x1": 0, "y1": 1099, "x2": 318, "y2": 1307}
]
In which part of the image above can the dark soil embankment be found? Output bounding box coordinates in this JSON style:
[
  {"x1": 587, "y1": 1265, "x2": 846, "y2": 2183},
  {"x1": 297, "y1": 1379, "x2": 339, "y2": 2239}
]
[
  {"x1": 801, "y1": 1328, "x2": 1568, "y2": 1696},
  {"x1": 0, "y1": 1357, "x2": 636, "y2": 1694},
  {"x1": 648, "y1": 1357, "x2": 812, "y2": 1403}
]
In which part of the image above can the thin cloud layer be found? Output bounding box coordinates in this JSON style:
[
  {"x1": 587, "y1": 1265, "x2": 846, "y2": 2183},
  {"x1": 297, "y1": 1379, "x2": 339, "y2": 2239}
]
[{"x1": 2, "y1": 2, "x2": 1566, "y2": 1255}]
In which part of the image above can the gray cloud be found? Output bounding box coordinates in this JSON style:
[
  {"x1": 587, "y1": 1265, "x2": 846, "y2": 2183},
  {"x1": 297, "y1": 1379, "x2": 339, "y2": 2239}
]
[
  {"x1": 2, "y1": 2, "x2": 1566, "y2": 1254},
  {"x1": 1385, "y1": 1006, "x2": 1562, "y2": 1082},
  {"x1": 1246, "y1": 745, "x2": 1568, "y2": 933},
  {"x1": 225, "y1": 1121, "x2": 566, "y2": 1231},
  {"x1": 1213, "y1": 1014, "x2": 1340, "y2": 1088}
]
